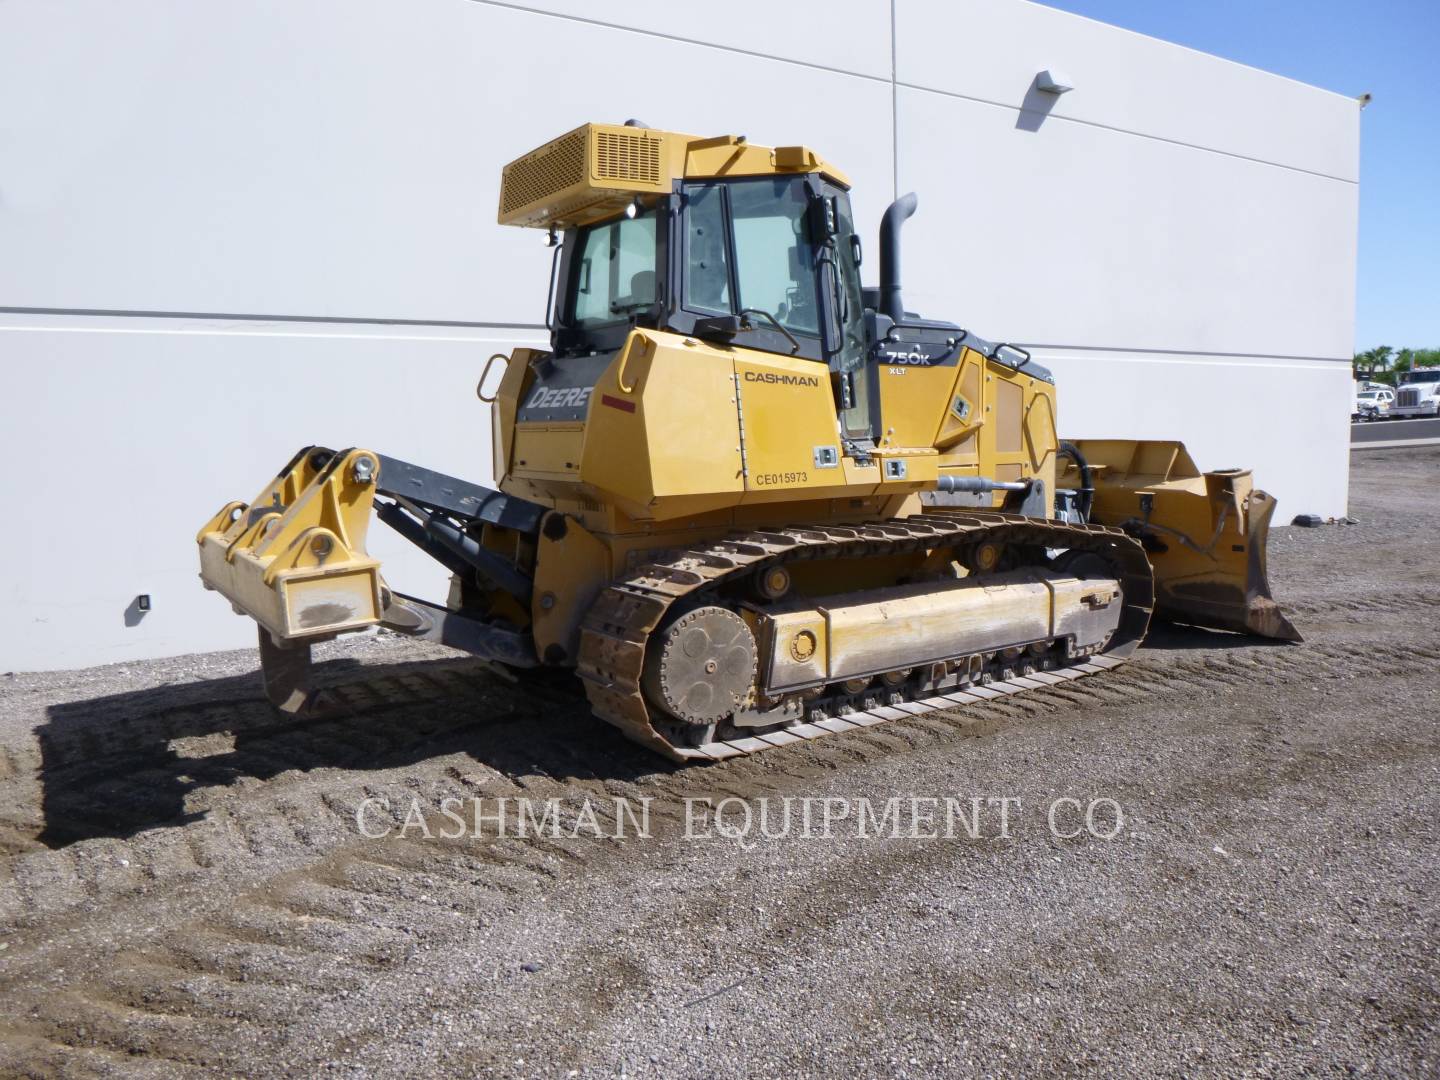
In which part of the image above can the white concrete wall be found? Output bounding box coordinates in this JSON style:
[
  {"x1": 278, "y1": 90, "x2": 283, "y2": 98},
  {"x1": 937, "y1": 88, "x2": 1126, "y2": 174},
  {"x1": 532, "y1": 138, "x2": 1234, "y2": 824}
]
[
  {"x1": 892, "y1": 0, "x2": 1358, "y2": 519},
  {"x1": 0, "y1": 0, "x2": 1358, "y2": 671}
]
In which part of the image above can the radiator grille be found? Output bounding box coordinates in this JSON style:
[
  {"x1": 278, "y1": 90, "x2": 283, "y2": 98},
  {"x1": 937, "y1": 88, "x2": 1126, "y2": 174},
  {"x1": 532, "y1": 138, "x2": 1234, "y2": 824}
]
[
  {"x1": 500, "y1": 128, "x2": 587, "y2": 217},
  {"x1": 593, "y1": 130, "x2": 661, "y2": 184},
  {"x1": 1398, "y1": 388, "x2": 1421, "y2": 407}
]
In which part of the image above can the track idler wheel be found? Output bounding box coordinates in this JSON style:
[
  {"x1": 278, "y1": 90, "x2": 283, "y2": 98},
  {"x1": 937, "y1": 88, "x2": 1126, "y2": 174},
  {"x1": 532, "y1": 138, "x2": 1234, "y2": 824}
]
[{"x1": 641, "y1": 606, "x2": 757, "y2": 729}]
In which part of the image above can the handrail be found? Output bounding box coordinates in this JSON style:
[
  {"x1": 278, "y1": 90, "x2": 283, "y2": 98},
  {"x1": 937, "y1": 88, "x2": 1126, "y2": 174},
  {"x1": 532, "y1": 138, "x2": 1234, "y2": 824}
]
[
  {"x1": 616, "y1": 334, "x2": 646, "y2": 394},
  {"x1": 476, "y1": 353, "x2": 509, "y2": 402}
]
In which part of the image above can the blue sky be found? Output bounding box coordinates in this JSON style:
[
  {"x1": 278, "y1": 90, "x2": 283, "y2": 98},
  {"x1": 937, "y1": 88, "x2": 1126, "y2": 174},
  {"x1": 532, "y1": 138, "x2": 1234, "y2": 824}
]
[{"x1": 1038, "y1": 0, "x2": 1439, "y2": 353}]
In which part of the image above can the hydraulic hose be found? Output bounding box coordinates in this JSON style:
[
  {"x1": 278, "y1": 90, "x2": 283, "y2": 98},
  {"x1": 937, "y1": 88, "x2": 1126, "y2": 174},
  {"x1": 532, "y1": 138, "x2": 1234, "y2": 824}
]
[{"x1": 1057, "y1": 441, "x2": 1094, "y2": 523}]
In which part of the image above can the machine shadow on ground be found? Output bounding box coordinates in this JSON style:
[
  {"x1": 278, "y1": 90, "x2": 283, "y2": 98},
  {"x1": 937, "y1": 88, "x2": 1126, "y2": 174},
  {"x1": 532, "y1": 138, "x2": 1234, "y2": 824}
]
[
  {"x1": 1138, "y1": 621, "x2": 1301, "y2": 652},
  {"x1": 35, "y1": 621, "x2": 1291, "y2": 849},
  {"x1": 36, "y1": 655, "x2": 666, "y2": 849}
]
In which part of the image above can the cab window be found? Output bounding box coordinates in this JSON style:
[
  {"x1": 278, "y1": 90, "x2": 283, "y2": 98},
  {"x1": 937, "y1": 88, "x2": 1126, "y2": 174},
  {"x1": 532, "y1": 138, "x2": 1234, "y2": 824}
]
[
  {"x1": 569, "y1": 211, "x2": 657, "y2": 328},
  {"x1": 729, "y1": 178, "x2": 818, "y2": 336},
  {"x1": 682, "y1": 178, "x2": 821, "y2": 341},
  {"x1": 684, "y1": 185, "x2": 731, "y2": 315}
]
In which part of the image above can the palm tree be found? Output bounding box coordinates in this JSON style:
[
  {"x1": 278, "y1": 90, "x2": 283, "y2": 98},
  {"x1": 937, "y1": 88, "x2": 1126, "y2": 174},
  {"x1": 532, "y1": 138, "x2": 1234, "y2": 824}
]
[{"x1": 1354, "y1": 345, "x2": 1394, "y2": 383}]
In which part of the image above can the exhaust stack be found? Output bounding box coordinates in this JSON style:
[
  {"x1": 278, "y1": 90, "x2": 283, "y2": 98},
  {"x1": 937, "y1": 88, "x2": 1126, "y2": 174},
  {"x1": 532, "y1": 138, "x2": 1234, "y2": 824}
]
[{"x1": 878, "y1": 192, "x2": 918, "y2": 324}]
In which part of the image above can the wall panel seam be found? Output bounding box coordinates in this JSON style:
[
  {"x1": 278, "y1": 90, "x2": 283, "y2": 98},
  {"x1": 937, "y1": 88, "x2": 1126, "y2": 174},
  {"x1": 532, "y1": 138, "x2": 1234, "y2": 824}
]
[
  {"x1": 468, "y1": 0, "x2": 891, "y2": 85},
  {"x1": 897, "y1": 81, "x2": 1358, "y2": 185},
  {"x1": 890, "y1": 0, "x2": 899, "y2": 201},
  {"x1": 1018, "y1": 342, "x2": 1352, "y2": 363},
  {"x1": 0, "y1": 306, "x2": 547, "y2": 331}
]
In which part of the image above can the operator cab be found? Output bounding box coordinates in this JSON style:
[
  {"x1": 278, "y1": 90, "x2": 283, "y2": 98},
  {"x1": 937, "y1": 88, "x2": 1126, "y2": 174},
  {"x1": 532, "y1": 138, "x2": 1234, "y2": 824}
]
[
  {"x1": 548, "y1": 175, "x2": 874, "y2": 448},
  {"x1": 528, "y1": 123, "x2": 1049, "y2": 460}
]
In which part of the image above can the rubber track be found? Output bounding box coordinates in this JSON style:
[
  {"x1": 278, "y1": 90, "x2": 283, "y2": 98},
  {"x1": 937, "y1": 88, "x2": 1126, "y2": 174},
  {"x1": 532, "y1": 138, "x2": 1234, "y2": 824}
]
[{"x1": 576, "y1": 511, "x2": 1155, "y2": 762}]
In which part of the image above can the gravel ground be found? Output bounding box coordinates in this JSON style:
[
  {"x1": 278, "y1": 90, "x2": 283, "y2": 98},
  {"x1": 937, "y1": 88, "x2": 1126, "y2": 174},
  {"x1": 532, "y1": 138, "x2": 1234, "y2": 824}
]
[{"x1": 0, "y1": 448, "x2": 1436, "y2": 1078}]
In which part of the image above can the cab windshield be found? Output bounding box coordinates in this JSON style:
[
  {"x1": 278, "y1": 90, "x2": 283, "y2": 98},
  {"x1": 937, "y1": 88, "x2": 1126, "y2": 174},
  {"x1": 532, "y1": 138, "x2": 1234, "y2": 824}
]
[
  {"x1": 685, "y1": 177, "x2": 818, "y2": 335},
  {"x1": 683, "y1": 175, "x2": 866, "y2": 364},
  {"x1": 730, "y1": 179, "x2": 819, "y2": 335}
]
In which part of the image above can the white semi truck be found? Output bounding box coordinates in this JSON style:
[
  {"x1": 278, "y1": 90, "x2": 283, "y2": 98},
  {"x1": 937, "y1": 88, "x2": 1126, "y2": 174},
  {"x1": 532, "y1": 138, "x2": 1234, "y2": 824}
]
[{"x1": 1391, "y1": 369, "x2": 1440, "y2": 419}]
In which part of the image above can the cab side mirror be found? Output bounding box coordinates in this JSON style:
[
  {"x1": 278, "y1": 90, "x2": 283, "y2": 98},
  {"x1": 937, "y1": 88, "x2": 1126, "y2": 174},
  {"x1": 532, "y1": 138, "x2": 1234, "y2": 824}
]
[{"x1": 693, "y1": 313, "x2": 743, "y2": 341}]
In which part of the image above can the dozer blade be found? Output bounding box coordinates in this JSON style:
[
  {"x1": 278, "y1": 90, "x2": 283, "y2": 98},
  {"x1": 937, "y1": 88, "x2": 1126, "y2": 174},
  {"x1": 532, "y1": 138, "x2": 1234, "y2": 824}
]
[{"x1": 1064, "y1": 439, "x2": 1301, "y2": 643}]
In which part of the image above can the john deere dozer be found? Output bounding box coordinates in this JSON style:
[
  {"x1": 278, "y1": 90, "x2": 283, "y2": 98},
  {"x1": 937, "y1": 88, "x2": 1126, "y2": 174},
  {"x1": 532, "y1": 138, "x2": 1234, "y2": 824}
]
[{"x1": 197, "y1": 122, "x2": 1298, "y2": 763}]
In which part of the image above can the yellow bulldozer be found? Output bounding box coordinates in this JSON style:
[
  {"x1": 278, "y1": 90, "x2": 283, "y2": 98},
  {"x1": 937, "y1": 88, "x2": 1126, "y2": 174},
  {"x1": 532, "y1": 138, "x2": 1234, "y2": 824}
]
[{"x1": 196, "y1": 121, "x2": 1298, "y2": 763}]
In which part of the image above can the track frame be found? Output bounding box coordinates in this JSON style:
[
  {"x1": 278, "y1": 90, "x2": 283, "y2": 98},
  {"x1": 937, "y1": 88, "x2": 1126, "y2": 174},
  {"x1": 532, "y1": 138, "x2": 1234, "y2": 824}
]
[{"x1": 577, "y1": 511, "x2": 1155, "y2": 762}]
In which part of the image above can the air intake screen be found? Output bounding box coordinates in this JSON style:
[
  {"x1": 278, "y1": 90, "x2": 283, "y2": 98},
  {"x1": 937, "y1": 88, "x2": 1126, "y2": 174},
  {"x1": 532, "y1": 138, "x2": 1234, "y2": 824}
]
[
  {"x1": 498, "y1": 124, "x2": 677, "y2": 228},
  {"x1": 593, "y1": 130, "x2": 661, "y2": 185},
  {"x1": 499, "y1": 128, "x2": 587, "y2": 217}
]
